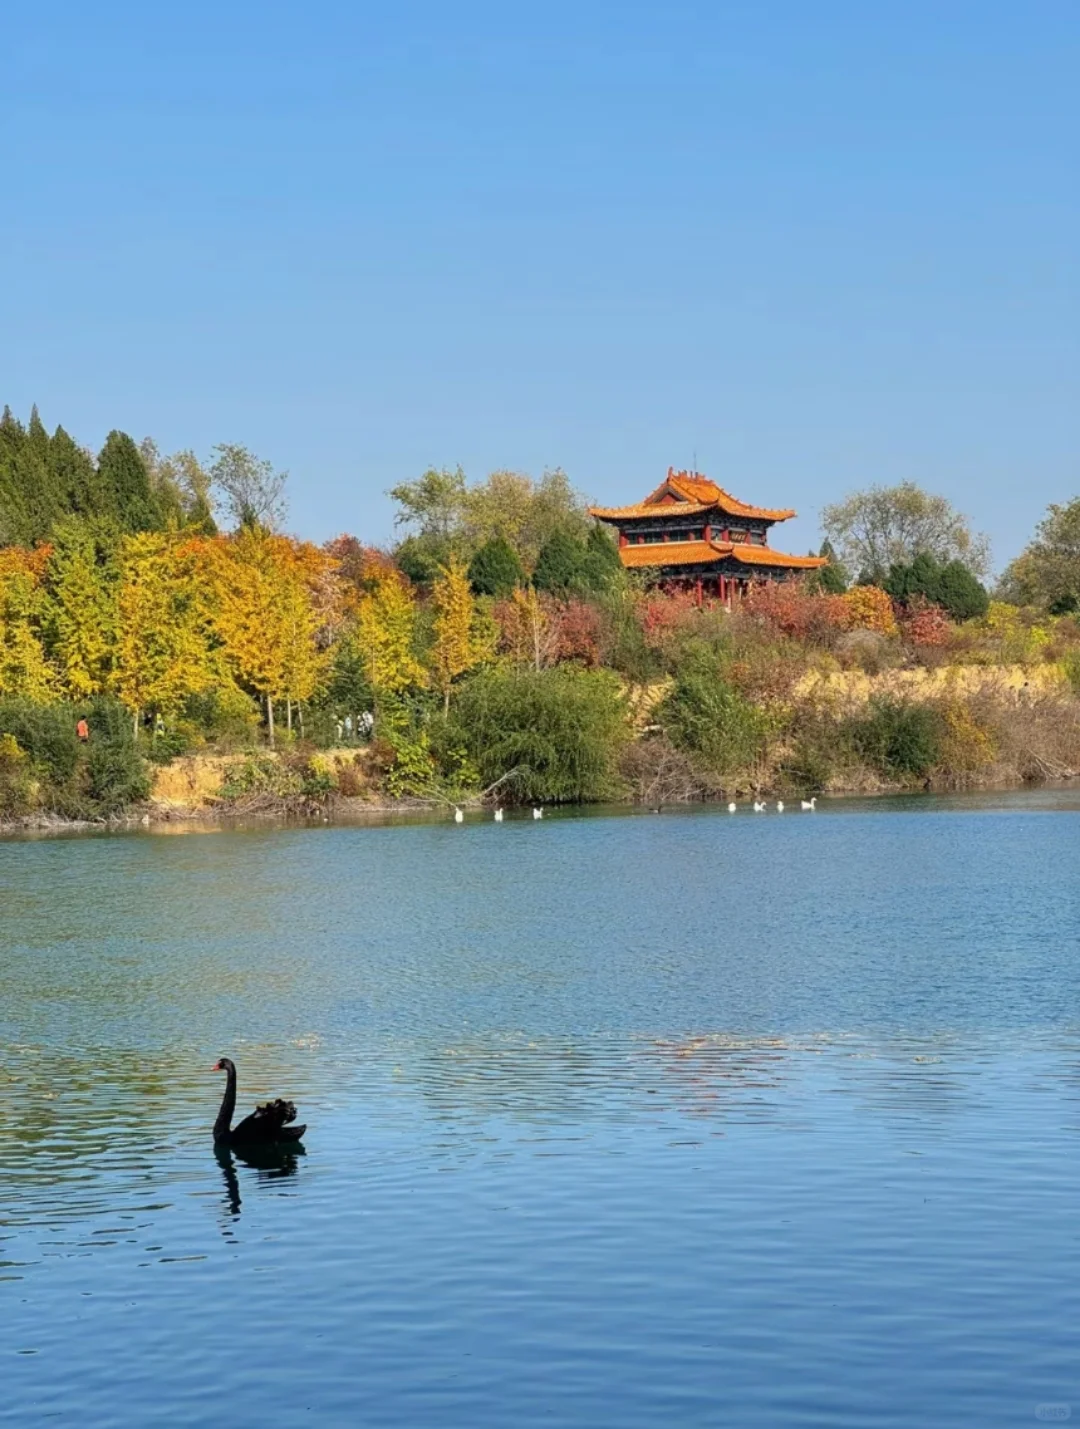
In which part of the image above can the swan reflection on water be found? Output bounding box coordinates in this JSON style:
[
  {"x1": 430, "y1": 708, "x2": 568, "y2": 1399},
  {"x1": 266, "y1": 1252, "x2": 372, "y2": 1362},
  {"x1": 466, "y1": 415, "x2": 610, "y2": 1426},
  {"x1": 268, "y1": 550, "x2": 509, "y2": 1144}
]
[{"x1": 215, "y1": 1143, "x2": 305, "y2": 1218}]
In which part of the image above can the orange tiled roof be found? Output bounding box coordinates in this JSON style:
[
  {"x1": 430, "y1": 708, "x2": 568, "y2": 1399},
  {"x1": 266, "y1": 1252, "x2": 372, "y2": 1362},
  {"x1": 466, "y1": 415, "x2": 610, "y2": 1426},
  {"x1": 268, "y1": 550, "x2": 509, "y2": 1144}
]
[
  {"x1": 619, "y1": 540, "x2": 726, "y2": 568},
  {"x1": 723, "y1": 544, "x2": 827, "y2": 570},
  {"x1": 590, "y1": 499, "x2": 714, "y2": 520},
  {"x1": 593, "y1": 467, "x2": 796, "y2": 523},
  {"x1": 617, "y1": 540, "x2": 826, "y2": 572}
]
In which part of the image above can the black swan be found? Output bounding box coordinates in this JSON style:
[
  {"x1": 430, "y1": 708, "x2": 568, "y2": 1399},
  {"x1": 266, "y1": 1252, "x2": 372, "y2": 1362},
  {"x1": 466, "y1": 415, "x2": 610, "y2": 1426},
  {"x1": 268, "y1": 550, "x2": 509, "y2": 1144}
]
[{"x1": 212, "y1": 1057, "x2": 307, "y2": 1148}]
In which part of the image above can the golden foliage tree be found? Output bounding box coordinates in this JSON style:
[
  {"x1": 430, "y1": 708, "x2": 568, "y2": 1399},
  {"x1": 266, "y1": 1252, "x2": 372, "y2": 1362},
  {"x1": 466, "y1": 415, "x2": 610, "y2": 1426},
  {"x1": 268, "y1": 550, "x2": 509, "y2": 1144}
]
[
  {"x1": 209, "y1": 529, "x2": 331, "y2": 742},
  {"x1": 430, "y1": 557, "x2": 492, "y2": 712},
  {"x1": 0, "y1": 547, "x2": 56, "y2": 701},
  {"x1": 45, "y1": 520, "x2": 118, "y2": 700},
  {"x1": 112, "y1": 533, "x2": 216, "y2": 731},
  {"x1": 354, "y1": 567, "x2": 426, "y2": 731}
]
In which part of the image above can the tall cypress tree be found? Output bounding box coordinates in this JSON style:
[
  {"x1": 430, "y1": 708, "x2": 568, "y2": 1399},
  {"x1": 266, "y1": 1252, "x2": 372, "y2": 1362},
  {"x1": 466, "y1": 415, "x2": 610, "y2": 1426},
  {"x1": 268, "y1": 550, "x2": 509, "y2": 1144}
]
[
  {"x1": 96, "y1": 431, "x2": 164, "y2": 533},
  {"x1": 16, "y1": 406, "x2": 55, "y2": 543},
  {"x1": 0, "y1": 407, "x2": 32, "y2": 546},
  {"x1": 48, "y1": 426, "x2": 100, "y2": 523}
]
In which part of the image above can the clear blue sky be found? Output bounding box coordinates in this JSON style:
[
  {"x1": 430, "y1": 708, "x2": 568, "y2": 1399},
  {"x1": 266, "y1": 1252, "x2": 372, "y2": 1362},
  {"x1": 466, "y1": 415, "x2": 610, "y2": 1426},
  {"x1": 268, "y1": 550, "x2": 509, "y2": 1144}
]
[{"x1": 3, "y1": 1, "x2": 1077, "y2": 568}]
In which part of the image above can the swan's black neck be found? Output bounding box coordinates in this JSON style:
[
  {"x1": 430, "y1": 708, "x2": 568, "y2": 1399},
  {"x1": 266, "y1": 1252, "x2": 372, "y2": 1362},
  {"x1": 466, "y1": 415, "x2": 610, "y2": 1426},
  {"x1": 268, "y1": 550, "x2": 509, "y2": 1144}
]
[{"x1": 214, "y1": 1061, "x2": 237, "y2": 1142}]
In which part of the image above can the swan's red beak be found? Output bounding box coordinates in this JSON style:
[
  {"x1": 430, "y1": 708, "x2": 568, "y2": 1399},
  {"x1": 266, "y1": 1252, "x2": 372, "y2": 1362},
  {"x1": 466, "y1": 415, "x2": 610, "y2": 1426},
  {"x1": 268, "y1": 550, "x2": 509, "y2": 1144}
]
[{"x1": 211, "y1": 1061, "x2": 222, "y2": 1071}]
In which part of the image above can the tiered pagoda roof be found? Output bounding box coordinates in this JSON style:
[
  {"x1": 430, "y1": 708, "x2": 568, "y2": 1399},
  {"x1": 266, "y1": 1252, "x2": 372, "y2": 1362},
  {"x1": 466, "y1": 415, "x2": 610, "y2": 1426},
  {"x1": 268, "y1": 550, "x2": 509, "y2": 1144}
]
[
  {"x1": 591, "y1": 469, "x2": 796, "y2": 524},
  {"x1": 589, "y1": 468, "x2": 825, "y2": 581}
]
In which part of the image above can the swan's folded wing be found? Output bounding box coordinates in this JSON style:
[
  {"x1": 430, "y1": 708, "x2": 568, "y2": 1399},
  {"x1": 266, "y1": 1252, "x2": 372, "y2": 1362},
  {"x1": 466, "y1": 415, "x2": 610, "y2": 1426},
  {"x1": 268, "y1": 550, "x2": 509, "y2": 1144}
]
[{"x1": 232, "y1": 1099, "x2": 298, "y2": 1139}]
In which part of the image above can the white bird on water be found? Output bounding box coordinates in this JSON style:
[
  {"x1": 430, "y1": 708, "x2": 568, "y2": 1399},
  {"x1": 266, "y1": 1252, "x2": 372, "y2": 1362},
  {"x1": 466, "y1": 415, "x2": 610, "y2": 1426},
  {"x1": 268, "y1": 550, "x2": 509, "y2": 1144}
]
[
  {"x1": 801, "y1": 797, "x2": 817, "y2": 811},
  {"x1": 727, "y1": 801, "x2": 737, "y2": 814},
  {"x1": 494, "y1": 808, "x2": 503, "y2": 822},
  {"x1": 533, "y1": 807, "x2": 544, "y2": 820},
  {"x1": 454, "y1": 807, "x2": 464, "y2": 824},
  {"x1": 776, "y1": 801, "x2": 785, "y2": 813},
  {"x1": 753, "y1": 800, "x2": 766, "y2": 813}
]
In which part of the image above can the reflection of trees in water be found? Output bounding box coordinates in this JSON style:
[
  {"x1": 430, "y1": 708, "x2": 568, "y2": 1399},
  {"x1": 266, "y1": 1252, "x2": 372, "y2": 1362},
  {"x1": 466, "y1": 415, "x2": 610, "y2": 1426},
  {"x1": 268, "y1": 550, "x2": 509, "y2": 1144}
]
[
  {"x1": 405, "y1": 1032, "x2": 804, "y2": 1127},
  {"x1": 402, "y1": 1028, "x2": 1025, "y2": 1132}
]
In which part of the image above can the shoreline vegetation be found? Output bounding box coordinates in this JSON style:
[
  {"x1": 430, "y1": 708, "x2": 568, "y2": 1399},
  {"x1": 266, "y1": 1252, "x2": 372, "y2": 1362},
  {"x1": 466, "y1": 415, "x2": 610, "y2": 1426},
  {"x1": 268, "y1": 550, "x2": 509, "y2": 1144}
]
[{"x1": 2, "y1": 405, "x2": 1080, "y2": 832}]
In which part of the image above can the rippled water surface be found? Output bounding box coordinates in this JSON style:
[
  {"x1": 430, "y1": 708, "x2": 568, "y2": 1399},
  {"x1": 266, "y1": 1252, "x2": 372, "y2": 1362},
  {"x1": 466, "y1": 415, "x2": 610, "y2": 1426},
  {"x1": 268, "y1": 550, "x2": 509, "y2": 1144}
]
[{"x1": 3, "y1": 792, "x2": 1080, "y2": 1426}]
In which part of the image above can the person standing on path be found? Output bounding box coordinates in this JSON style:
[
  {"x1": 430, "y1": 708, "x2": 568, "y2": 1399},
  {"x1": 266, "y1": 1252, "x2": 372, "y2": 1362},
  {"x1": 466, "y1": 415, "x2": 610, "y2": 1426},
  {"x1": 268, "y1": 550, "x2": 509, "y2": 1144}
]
[{"x1": 76, "y1": 717, "x2": 89, "y2": 743}]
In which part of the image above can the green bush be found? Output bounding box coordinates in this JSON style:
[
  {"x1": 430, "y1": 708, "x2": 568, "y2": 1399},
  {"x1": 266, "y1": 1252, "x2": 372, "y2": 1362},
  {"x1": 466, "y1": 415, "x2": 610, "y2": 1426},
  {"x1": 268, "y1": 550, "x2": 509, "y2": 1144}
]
[
  {"x1": 182, "y1": 687, "x2": 260, "y2": 746},
  {"x1": 851, "y1": 698, "x2": 943, "y2": 779},
  {"x1": 658, "y1": 650, "x2": 767, "y2": 775},
  {"x1": 0, "y1": 696, "x2": 81, "y2": 785},
  {"x1": 449, "y1": 664, "x2": 629, "y2": 803},
  {"x1": 0, "y1": 694, "x2": 151, "y2": 817},
  {"x1": 0, "y1": 733, "x2": 34, "y2": 817},
  {"x1": 85, "y1": 740, "x2": 151, "y2": 814}
]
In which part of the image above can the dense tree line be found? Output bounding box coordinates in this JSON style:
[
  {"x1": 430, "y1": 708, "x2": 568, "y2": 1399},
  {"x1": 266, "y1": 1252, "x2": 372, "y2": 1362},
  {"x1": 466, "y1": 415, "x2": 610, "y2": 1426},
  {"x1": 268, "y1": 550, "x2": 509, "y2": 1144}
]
[{"x1": 1, "y1": 402, "x2": 1078, "y2": 817}]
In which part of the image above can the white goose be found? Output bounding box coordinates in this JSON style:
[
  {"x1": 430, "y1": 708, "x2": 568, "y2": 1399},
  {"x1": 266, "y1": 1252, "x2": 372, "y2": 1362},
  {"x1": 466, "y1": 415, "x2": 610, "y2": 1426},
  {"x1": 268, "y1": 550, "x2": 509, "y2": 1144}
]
[
  {"x1": 454, "y1": 807, "x2": 464, "y2": 824},
  {"x1": 727, "y1": 801, "x2": 737, "y2": 814},
  {"x1": 753, "y1": 800, "x2": 766, "y2": 813},
  {"x1": 800, "y1": 797, "x2": 817, "y2": 811},
  {"x1": 532, "y1": 807, "x2": 543, "y2": 820},
  {"x1": 776, "y1": 800, "x2": 785, "y2": 813},
  {"x1": 494, "y1": 807, "x2": 504, "y2": 822}
]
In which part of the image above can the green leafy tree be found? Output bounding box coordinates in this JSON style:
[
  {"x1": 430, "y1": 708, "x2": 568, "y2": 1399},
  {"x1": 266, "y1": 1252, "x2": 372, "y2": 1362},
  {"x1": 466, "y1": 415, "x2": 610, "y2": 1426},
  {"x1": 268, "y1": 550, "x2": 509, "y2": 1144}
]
[
  {"x1": 389, "y1": 466, "x2": 467, "y2": 542},
  {"x1": 140, "y1": 440, "x2": 218, "y2": 533},
  {"x1": 467, "y1": 535, "x2": 525, "y2": 597},
  {"x1": 463, "y1": 468, "x2": 589, "y2": 566},
  {"x1": 822, "y1": 482, "x2": 990, "y2": 583},
  {"x1": 999, "y1": 498, "x2": 1080, "y2": 613},
  {"x1": 210, "y1": 444, "x2": 288, "y2": 531}
]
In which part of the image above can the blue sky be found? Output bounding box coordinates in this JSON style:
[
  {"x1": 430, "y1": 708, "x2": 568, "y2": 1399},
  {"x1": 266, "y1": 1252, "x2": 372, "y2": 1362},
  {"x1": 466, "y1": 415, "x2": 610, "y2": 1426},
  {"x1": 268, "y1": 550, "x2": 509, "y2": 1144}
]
[{"x1": 3, "y1": 0, "x2": 1077, "y2": 568}]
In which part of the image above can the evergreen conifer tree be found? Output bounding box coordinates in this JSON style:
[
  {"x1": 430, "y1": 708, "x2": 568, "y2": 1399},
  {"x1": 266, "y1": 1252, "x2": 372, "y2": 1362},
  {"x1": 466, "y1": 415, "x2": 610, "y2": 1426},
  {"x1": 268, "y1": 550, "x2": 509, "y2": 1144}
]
[
  {"x1": 96, "y1": 431, "x2": 164, "y2": 533},
  {"x1": 578, "y1": 523, "x2": 623, "y2": 591},
  {"x1": 467, "y1": 535, "x2": 525, "y2": 597},
  {"x1": 0, "y1": 408, "x2": 32, "y2": 546},
  {"x1": 533, "y1": 530, "x2": 586, "y2": 594},
  {"x1": 48, "y1": 427, "x2": 100, "y2": 522}
]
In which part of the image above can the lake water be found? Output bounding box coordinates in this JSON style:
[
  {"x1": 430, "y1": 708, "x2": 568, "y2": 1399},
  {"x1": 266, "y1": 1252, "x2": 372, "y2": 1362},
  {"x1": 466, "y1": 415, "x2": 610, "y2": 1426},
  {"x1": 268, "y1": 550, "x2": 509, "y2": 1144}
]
[{"x1": 3, "y1": 791, "x2": 1080, "y2": 1427}]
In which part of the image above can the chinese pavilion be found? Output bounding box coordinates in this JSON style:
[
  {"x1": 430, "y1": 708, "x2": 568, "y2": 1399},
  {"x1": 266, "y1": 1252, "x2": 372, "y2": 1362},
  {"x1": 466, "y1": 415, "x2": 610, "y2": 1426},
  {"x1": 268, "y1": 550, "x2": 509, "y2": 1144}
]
[{"x1": 589, "y1": 468, "x2": 826, "y2": 601}]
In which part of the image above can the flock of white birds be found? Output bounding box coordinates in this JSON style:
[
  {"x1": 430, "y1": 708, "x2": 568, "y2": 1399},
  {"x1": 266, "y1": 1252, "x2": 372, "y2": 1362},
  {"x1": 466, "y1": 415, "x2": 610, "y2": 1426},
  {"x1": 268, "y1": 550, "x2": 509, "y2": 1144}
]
[
  {"x1": 452, "y1": 799, "x2": 818, "y2": 822},
  {"x1": 737, "y1": 797, "x2": 816, "y2": 814}
]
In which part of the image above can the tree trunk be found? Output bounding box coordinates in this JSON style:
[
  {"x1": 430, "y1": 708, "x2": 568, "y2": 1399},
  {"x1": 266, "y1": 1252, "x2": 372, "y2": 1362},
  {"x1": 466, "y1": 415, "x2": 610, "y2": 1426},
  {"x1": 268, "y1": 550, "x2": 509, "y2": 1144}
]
[
  {"x1": 298, "y1": 704, "x2": 305, "y2": 738},
  {"x1": 133, "y1": 708, "x2": 140, "y2": 739},
  {"x1": 286, "y1": 698, "x2": 293, "y2": 733},
  {"x1": 267, "y1": 696, "x2": 275, "y2": 748}
]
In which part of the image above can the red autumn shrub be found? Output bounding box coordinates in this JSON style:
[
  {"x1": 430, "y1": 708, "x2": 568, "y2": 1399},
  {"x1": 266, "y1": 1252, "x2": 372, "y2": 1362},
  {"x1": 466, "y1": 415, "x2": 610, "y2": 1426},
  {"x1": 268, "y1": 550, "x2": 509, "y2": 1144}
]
[
  {"x1": 902, "y1": 598, "x2": 951, "y2": 648},
  {"x1": 745, "y1": 581, "x2": 848, "y2": 644},
  {"x1": 636, "y1": 589, "x2": 706, "y2": 650},
  {"x1": 551, "y1": 599, "x2": 604, "y2": 667}
]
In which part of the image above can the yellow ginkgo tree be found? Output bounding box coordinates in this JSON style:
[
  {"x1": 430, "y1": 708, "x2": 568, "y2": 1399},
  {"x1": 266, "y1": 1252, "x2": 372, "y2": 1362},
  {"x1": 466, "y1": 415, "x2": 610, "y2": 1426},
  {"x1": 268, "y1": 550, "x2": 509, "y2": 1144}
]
[
  {"x1": 112, "y1": 532, "x2": 216, "y2": 734},
  {"x1": 430, "y1": 557, "x2": 492, "y2": 713},
  {"x1": 354, "y1": 566, "x2": 426, "y2": 734},
  {"x1": 0, "y1": 547, "x2": 56, "y2": 701}
]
